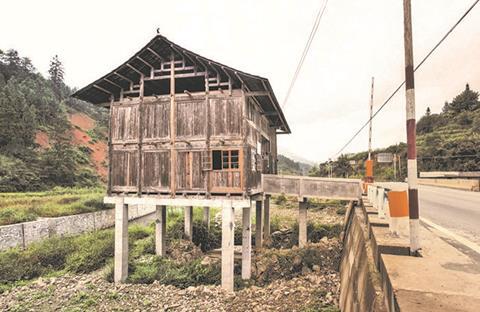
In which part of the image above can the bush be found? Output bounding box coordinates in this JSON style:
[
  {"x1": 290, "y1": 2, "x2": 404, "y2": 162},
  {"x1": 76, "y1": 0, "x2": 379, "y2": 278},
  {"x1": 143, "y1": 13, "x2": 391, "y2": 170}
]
[
  {"x1": 0, "y1": 236, "x2": 75, "y2": 283},
  {"x1": 126, "y1": 256, "x2": 220, "y2": 288},
  {"x1": 65, "y1": 230, "x2": 114, "y2": 273}
]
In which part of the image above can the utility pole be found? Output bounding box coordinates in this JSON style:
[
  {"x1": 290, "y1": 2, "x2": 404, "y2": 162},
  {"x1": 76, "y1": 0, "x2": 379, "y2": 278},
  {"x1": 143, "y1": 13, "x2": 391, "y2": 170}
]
[
  {"x1": 403, "y1": 0, "x2": 420, "y2": 254},
  {"x1": 368, "y1": 77, "x2": 374, "y2": 161},
  {"x1": 393, "y1": 154, "x2": 397, "y2": 181},
  {"x1": 364, "y1": 77, "x2": 375, "y2": 185}
]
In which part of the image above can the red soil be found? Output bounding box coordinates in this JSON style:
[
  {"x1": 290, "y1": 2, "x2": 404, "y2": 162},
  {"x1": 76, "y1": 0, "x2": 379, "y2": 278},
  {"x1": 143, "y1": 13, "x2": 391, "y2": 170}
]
[
  {"x1": 35, "y1": 131, "x2": 50, "y2": 148},
  {"x1": 68, "y1": 113, "x2": 108, "y2": 180},
  {"x1": 69, "y1": 113, "x2": 95, "y2": 131}
]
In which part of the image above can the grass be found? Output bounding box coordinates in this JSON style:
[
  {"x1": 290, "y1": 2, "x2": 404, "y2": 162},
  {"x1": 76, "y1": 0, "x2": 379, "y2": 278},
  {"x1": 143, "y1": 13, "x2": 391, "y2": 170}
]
[{"x1": 0, "y1": 187, "x2": 110, "y2": 225}]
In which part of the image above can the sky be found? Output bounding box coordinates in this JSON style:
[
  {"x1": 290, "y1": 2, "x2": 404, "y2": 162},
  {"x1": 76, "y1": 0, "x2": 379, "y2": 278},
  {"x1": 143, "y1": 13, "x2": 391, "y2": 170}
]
[{"x1": 1, "y1": 0, "x2": 479, "y2": 164}]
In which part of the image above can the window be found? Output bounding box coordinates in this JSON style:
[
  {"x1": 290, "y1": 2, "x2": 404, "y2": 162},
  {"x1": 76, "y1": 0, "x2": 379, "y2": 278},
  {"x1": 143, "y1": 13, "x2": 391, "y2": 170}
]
[{"x1": 212, "y1": 150, "x2": 239, "y2": 170}]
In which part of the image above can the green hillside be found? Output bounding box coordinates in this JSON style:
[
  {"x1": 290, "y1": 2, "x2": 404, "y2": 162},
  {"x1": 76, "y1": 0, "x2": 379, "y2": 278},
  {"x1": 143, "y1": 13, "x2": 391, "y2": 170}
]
[
  {"x1": 277, "y1": 154, "x2": 312, "y2": 176},
  {"x1": 309, "y1": 84, "x2": 480, "y2": 181},
  {"x1": 0, "y1": 49, "x2": 108, "y2": 192}
]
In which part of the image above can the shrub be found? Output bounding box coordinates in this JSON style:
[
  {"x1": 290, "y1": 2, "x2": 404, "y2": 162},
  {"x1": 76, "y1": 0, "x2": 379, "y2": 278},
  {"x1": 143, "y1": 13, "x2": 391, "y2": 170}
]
[
  {"x1": 66, "y1": 230, "x2": 114, "y2": 273},
  {"x1": 274, "y1": 194, "x2": 287, "y2": 205},
  {"x1": 127, "y1": 256, "x2": 220, "y2": 288}
]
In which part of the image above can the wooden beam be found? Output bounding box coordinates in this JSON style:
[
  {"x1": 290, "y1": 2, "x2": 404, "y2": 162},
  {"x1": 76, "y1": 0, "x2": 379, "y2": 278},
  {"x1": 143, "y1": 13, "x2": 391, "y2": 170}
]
[
  {"x1": 245, "y1": 91, "x2": 270, "y2": 97},
  {"x1": 113, "y1": 72, "x2": 134, "y2": 90},
  {"x1": 137, "y1": 74, "x2": 145, "y2": 196},
  {"x1": 93, "y1": 84, "x2": 113, "y2": 96},
  {"x1": 147, "y1": 47, "x2": 164, "y2": 62},
  {"x1": 126, "y1": 63, "x2": 144, "y2": 76},
  {"x1": 170, "y1": 53, "x2": 176, "y2": 196},
  {"x1": 104, "y1": 78, "x2": 124, "y2": 90}
]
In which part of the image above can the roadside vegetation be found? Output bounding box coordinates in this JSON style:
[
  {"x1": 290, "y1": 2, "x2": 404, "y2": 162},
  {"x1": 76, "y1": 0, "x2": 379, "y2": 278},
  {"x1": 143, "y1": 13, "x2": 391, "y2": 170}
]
[
  {"x1": 308, "y1": 84, "x2": 480, "y2": 180},
  {"x1": 0, "y1": 187, "x2": 108, "y2": 225},
  {"x1": 0, "y1": 198, "x2": 343, "y2": 291}
]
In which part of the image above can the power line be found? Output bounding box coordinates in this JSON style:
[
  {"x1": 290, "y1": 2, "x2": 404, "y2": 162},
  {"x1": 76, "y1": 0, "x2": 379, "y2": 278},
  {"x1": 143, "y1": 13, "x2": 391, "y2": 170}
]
[
  {"x1": 282, "y1": 0, "x2": 329, "y2": 109},
  {"x1": 333, "y1": 0, "x2": 480, "y2": 158}
]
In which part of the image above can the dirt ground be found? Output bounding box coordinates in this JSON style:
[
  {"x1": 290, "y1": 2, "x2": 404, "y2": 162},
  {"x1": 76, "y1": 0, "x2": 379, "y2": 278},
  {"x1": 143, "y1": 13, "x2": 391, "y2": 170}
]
[{"x1": 0, "y1": 203, "x2": 345, "y2": 312}]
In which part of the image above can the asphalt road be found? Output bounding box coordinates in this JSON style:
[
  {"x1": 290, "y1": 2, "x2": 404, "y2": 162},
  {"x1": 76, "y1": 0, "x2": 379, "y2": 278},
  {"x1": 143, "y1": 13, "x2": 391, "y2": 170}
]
[{"x1": 418, "y1": 184, "x2": 480, "y2": 245}]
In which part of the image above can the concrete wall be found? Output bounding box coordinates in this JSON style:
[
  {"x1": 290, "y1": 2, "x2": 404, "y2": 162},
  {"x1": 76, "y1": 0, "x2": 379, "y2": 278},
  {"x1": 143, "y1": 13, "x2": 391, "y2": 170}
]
[
  {"x1": 340, "y1": 202, "x2": 387, "y2": 312},
  {"x1": 418, "y1": 178, "x2": 480, "y2": 191},
  {"x1": 0, "y1": 205, "x2": 155, "y2": 251},
  {"x1": 262, "y1": 174, "x2": 362, "y2": 200}
]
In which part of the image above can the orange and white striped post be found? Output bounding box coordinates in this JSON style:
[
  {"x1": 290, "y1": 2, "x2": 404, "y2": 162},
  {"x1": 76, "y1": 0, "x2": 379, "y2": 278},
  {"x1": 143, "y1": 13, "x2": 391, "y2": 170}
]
[
  {"x1": 403, "y1": 0, "x2": 420, "y2": 254},
  {"x1": 387, "y1": 190, "x2": 409, "y2": 236}
]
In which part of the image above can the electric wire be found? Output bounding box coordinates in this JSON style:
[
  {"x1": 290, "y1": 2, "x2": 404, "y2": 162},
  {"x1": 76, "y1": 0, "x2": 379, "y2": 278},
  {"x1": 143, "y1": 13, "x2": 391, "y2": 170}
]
[
  {"x1": 333, "y1": 0, "x2": 480, "y2": 158},
  {"x1": 282, "y1": 0, "x2": 329, "y2": 109}
]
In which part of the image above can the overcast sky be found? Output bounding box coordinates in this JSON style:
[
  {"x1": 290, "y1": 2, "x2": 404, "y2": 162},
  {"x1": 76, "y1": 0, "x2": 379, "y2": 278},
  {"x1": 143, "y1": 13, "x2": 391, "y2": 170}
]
[{"x1": 1, "y1": 0, "x2": 479, "y2": 163}]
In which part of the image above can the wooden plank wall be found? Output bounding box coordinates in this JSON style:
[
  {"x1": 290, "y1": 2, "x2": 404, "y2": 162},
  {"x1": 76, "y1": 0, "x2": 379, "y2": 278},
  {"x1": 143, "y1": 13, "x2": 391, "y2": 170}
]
[{"x1": 109, "y1": 91, "x2": 267, "y2": 195}]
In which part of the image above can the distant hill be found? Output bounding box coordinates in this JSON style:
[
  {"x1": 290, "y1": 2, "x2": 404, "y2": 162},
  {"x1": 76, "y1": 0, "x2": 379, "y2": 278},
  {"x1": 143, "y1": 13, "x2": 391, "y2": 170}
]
[
  {"x1": 277, "y1": 154, "x2": 312, "y2": 176},
  {"x1": 308, "y1": 84, "x2": 480, "y2": 181},
  {"x1": 0, "y1": 49, "x2": 108, "y2": 192}
]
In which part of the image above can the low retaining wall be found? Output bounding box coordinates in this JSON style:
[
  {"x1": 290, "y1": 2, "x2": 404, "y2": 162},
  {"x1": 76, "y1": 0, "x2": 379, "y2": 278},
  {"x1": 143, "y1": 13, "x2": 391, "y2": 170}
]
[
  {"x1": 418, "y1": 178, "x2": 480, "y2": 191},
  {"x1": 0, "y1": 205, "x2": 155, "y2": 251},
  {"x1": 340, "y1": 202, "x2": 386, "y2": 312}
]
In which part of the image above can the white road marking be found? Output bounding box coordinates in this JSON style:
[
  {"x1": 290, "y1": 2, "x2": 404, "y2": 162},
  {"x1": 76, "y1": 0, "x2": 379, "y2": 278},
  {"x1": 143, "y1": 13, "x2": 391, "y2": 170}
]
[{"x1": 421, "y1": 217, "x2": 480, "y2": 255}]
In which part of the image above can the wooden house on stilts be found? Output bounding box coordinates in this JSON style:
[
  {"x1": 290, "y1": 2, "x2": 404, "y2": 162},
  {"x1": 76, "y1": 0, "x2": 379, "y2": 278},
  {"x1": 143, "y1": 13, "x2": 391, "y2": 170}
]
[{"x1": 73, "y1": 33, "x2": 290, "y2": 291}]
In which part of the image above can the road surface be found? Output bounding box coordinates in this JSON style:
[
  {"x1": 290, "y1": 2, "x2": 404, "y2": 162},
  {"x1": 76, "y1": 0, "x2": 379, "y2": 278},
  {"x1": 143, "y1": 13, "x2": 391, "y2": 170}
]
[{"x1": 418, "y1": 184, "x2": 480, "y2": 246}]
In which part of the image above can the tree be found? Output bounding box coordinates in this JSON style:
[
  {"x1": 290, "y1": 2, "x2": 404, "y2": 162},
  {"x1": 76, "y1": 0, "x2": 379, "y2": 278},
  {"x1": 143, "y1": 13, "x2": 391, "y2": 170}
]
[
  {"x1": 446, "y1": 84, "x2": 480, "y2": 113},
  {"x1": 0, "y1": 78, "x2": 37, "y2": 155},
  {"x1": 48, "y1": 55, "x2": 64, "y2": 98},
  {"x1": 426, "y1": 107, "x2": 431, "y2": 116}
]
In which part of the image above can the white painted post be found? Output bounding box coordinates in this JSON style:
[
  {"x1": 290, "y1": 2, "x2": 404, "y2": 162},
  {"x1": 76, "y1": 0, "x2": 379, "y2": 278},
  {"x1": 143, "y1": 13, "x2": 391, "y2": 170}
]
[
  {"x1": 203, "y1": 206, "x2": 210, "y2": 230},
  {"x1": 242, "y1": 206, "x2": 252, "y2": 280},
  {"x1": 255, "y1": 200, "x2": 263, "y2": 249},
  {"x1": 184, "y1": 206, "x2": 193, "y2": 241},
  {"x1": 155, "y1": 205, "x2": 166, "y2": 256},
  {"x1": 263, "y1": 195, "x2": 271, "y2": 243},
  {"x1": 299, "y1": 198, "x2": 308, "y2": 248},
  {"x1": 114, "y1": 200, "x2": 128, "y2": 283},
  {"x1": 378, "y1": 187, "x2": 386, "y2": 219},
  {"x1": 221, "y1": 200, "x2": 235, "y2": 292}
]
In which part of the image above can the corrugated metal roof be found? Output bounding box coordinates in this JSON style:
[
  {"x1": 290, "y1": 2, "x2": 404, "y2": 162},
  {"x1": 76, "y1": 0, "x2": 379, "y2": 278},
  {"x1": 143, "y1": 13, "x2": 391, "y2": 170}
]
[{"x1": 72, "y1": 34, "x2": 290, "y2": 133}]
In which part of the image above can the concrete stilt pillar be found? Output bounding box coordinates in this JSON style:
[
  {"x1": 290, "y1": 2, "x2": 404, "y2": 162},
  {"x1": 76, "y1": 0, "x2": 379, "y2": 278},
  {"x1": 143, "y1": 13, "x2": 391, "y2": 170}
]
[
  {"x1": 155, "y1": 205, "x2": 167, "y2": 256},
  {"x1": 114, "y1": 200, "x2": 128, "y2": 283},
  {"x1": 184, "y1": 206, "x2": 193, "y2": 241},
  {"x1": 221, "y1": 200, "x2": 235, "y2": 292},
  {"x1": 299, "y1": 198, "x2": 308, "y2": 248},
  {"x1": 203, "y1": 206, "x2": 210, "y2": 230},
  {"x1": 255, "y1": 200, "x2": 263, "y2": 249},
  {"x1": 241, "y1": 206, "x2": 252, "y2": 280},
  {"x1": 263, "y1": 195, "x2": 271, "y2": 243}
]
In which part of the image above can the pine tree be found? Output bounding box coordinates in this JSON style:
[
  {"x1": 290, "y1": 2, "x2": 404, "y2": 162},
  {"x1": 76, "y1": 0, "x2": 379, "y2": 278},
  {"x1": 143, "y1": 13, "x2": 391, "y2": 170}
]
[
  {"x1": 448, "y1": 83, "x2": 479, "y2": 113},
  {"x1": 48, "y1": 55, "x2": 64, "y2": 98}
]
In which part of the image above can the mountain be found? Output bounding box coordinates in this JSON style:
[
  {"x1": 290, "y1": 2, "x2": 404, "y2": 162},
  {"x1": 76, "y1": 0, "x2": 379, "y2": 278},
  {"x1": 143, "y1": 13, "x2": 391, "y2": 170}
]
[
  {"x1": 308, "y1": 84, "x2": 480, "y2": 181},
  {"x1": 0, "y1": 49, "x2": 108, "y2": 192},
  {"x1": 277, "y1": 154, "x2": 312, "y2": 176}
]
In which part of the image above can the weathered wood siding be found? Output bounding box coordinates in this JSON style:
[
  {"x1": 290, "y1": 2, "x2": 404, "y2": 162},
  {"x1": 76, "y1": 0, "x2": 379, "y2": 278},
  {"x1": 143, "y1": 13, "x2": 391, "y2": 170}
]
[{"x1": 108, "y1": 90, "x2": 279, "y2": 196}]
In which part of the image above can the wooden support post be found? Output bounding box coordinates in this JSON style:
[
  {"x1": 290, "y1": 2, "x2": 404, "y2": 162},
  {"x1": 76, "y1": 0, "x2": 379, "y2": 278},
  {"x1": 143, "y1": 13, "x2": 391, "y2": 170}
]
[
  {"x1": 184, "y1": 206, "x2": 193, "y2": 241},
  {"x1": 203, "y1": 206, "x2": 210, "y2": 230},
  {"x1": 155, "y1": 205, "x2": 167, "y2": 256},
  {"x1": 299, "y1": 198, "x2": 308, "y2": 248},
  {"x1": 221, "y1": 200, "x2": 235, "y2": 292},
  {"x1": 114, "y1": 200, "x2": 128, "y2": 283},
  {"x1": 263, "y1": 195, "x2": 271, "y2": 243},
  {"x1": 170, "y1": 53, "x2": 177, "y2": 196},
  {"x1": 242, "y1": 206, "x2": 252, "y2": 280},
  {"x1": 255, "y1": 200, "x2": 263, "y2": 249}
]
